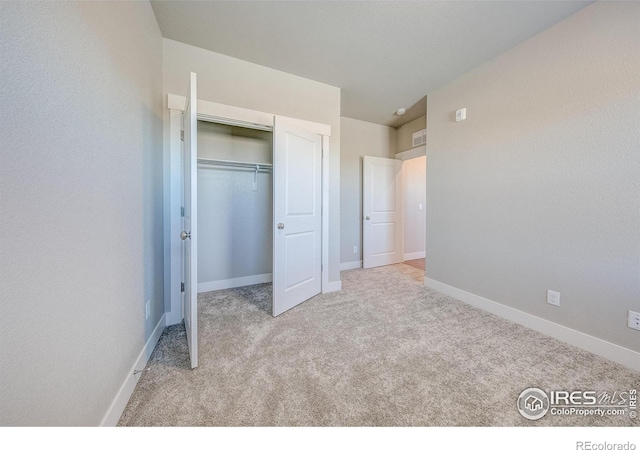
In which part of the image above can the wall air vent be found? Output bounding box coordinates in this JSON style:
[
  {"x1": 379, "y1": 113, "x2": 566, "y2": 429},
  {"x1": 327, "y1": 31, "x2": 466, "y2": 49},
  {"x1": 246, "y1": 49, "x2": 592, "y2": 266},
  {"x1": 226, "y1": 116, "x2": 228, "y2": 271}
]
[{"x1": 412, "y1": 129, "x2": 426, "y2": 147}]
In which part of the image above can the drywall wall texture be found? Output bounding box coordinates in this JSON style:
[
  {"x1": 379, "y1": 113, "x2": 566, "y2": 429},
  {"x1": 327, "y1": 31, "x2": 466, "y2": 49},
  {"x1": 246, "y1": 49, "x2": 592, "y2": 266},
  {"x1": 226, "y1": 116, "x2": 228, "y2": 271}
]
[
  {"x1": 397, "y1": 115, "x2": 427, "y2": 153},
  {"x1": 403, "y1": 156, "x2": 426, "y2": 258},
  {"x1": 425, "y1": 1, "x2": 640, "y2": 352},
  {"x1": 197, "y1": 122, "x2": 273, "y2": 286},
  {"x1": 163, "y1": 39, "x2": 342, "y2": 284},
  {"x1": 340, "y1": 117, "x2": 397, "y2": 266},
  {"x1": 0, "y1": 2, "x2": 163, "y2": 425}
]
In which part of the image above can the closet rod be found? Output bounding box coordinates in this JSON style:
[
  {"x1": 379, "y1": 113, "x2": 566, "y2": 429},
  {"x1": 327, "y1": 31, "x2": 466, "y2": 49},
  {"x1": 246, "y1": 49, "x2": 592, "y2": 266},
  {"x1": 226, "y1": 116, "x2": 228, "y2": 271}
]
[{"x1": 197, "y1": 158, "x2": 272, "y2": 171}]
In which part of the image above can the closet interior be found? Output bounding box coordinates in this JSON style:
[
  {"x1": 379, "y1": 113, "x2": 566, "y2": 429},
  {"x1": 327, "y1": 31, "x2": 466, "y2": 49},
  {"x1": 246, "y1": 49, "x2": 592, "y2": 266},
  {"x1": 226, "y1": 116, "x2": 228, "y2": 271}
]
[{"x1": 197, "y1": 120, "x2": 274, "y2": 295}]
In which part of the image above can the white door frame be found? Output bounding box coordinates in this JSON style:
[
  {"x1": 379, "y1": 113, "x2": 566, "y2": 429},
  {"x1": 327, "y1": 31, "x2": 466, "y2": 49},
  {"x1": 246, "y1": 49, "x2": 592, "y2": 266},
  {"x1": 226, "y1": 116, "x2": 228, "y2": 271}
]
[{"x1": 164, "y1": 94, "x2": 331, "y2": 325}]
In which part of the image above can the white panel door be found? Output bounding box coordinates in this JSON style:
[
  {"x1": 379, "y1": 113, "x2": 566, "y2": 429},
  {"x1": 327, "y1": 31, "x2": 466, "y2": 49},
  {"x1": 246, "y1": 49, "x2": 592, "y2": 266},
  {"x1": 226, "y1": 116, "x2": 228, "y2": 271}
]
[
  {"x1": 363, "y1": 156, "x2": 404, "y2": 269},
  {"x1": 272, "y1": 117, "x2": 322, "y2": 316},
  {"x1": 181, "y1": 72, "x2": 198, "y2": 368}
]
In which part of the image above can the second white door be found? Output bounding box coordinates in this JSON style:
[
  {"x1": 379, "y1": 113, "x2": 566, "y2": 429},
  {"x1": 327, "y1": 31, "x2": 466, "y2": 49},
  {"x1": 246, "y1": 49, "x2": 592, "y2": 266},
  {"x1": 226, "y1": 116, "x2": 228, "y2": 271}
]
[
  {"x1": 272, "y1": 117, "x2": 323, "y2": 316},
  {"x1": 363, "y1": 156, "x2": 404, "y2": 269}
]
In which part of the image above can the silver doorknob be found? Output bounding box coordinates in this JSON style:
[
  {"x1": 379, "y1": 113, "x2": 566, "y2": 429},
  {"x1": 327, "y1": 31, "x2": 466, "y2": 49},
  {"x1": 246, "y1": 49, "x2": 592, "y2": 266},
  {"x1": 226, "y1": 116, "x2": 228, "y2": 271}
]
[
  {"x1": 277, "y1": 223, "x2": 285, "y2": 230},
  {"x1": 180, "y1": 231, "x2": 191, "y2": 240},
  {"x1": 365, "y1": 216, "x2": 370, "y2": 220}
]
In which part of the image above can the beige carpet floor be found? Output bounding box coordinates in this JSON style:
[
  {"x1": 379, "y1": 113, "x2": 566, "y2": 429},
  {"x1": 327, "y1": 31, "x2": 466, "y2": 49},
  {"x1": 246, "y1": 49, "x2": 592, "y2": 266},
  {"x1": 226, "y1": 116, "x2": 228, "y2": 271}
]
[{"x1": 118, "y1": 264, "x2": 638, "y2": 426}]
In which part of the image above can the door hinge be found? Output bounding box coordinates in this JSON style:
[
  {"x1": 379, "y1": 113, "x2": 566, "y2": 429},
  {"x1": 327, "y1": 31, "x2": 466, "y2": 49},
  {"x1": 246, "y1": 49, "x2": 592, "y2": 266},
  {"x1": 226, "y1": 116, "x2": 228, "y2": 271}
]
[
  {"x1": 181, "y1": 282, "x2": 185, "y2": 293},
  {"x1": 180, "y1": 130, "x2": 184, "y2": 141},
  {"x1": 180, "y1": 206, "x2": 185, "y2": 217}
]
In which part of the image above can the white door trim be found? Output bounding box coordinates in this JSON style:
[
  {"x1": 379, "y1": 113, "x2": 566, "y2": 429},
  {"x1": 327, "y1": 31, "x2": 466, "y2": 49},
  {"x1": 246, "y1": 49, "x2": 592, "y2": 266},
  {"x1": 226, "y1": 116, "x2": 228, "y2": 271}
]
[
  {"x1": 167, "y1": 94, "x2": 331, "y2": 136},
  {"x1": 165, "y1": 109, "x2": 183, "y2": 326},
  {"x1": 321, "y1": 135, "x2": 330, "y2": 293},
  {"x1": 165, "y1": 95, "x2": 332, "y2": 324}
]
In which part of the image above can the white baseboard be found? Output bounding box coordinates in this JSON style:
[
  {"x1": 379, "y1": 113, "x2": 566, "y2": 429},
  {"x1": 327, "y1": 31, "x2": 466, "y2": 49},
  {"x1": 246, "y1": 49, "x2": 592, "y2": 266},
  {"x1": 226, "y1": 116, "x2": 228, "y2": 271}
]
[
  {"x1": 404, "y1": 252, "x2": 425, "y2": 261},
  {"x1": 423, "y1": 277, "x2": 640, "y2": 373},
  {"x1": 100, "y1": 313, "x2": 166, "y2": 426},
  {"x1": 323, "y1": 280, "x2": 342, "y2": 293},
  {"x1": 340, "y1": 260, "x2": 362, "y2": 271},
  {"x1": 198, "y1": 273, "x2": 272, "y2": 293}
]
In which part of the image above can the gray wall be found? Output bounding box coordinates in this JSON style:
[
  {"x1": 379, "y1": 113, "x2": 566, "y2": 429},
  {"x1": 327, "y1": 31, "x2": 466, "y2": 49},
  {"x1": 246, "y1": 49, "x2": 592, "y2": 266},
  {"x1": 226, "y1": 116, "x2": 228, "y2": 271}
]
[
  {"x1": 198, "y1": 122, "x2": 273, "y2": 286},
  {"x1": 162, "y1": 39, "x2": 342, "y2": 285},
  {"x1": 396, "y1": 115, "x2": 427, "y2": 153},
  {"x1": 425, "y1": 1, "x2": 640, "y2": 352},
  {"x1": 0, "y1": 1, "x2": 163, "y2": 425},
  {"x1": 340, "y1": 117, "x2": 397, "y2": 266}
]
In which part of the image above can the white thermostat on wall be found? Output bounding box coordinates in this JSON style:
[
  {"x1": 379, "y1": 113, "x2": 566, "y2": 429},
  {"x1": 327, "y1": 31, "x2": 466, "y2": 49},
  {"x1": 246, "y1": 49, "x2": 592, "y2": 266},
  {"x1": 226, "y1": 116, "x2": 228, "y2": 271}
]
[{"x1": 455, "y1": 108, "x2": 467, "y2": 122}]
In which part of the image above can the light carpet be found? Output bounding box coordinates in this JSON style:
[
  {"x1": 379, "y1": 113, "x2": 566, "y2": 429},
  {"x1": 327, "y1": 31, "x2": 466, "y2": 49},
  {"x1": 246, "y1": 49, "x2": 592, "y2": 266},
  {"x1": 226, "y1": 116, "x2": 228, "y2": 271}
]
[{"x1": 118, "y1": 264, "x2": 638, "y2": 426}]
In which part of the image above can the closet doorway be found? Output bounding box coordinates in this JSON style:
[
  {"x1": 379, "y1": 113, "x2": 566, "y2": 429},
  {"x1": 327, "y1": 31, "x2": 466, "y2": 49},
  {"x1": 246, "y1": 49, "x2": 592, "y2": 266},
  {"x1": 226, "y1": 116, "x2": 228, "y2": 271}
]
[
  {"x1": 197, "y1": 121, "x2": 274, "y2": 294},
  {"x1": 192, "y1": 116, "x2": 324, "y2": 318},
  {"x1": 168, "y1": 72, "x2": 332, "y2": 369}
]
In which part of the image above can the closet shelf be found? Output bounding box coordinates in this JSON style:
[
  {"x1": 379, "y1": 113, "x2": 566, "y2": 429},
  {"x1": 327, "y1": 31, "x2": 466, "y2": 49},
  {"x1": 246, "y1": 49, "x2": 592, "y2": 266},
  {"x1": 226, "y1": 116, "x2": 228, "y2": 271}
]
[{"x1": 197, "y1": 158, "x2": 272, "y2": 171}]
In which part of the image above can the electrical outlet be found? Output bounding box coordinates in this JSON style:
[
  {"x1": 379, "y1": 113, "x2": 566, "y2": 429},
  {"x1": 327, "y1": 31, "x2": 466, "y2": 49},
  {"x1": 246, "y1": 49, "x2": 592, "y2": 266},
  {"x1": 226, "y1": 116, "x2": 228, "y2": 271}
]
[
  {"x1": 547, "y1": 290, "x2": 560, "y2": 307},
  {"x1": 628, "y1": 310, "x2": 640, "y2": 331},
  {"x1": 353, "y1": 246, "x2": 358, "y2": 254},
  {"x1": 145, "y1": 301, "x2": 150, "y2": 320}
]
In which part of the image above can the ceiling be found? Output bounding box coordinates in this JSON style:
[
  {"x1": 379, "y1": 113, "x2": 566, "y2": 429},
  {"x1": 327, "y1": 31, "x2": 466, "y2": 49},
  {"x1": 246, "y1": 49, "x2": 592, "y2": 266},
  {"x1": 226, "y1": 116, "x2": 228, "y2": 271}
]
[{"x1": 150, "y1": 1, "x2": 591, "y2": 127}]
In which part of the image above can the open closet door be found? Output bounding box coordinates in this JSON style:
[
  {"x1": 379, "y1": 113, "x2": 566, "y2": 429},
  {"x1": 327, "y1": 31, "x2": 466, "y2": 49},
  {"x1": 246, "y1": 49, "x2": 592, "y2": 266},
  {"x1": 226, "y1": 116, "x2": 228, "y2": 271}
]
[
  {"x1": 272, "y1": 117, "x2": 322, "y2": 316},
  {"x1": 181, "y1": 72, "x2": 198, "y2": 368},
  {"x1": 363, "y1": 156, "x2": 404, "y2": 269}
]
